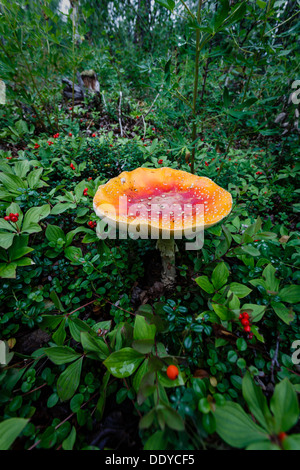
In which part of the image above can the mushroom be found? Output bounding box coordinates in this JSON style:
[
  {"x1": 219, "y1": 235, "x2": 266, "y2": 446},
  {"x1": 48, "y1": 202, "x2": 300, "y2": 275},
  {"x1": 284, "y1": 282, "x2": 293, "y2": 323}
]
[{"x1": 93, "y1": 167, "x2": 232, "y2": 289}]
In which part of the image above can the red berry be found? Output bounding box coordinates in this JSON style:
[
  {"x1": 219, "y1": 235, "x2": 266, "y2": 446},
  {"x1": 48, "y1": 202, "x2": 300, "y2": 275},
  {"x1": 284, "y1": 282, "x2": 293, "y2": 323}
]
[
  {"x1": 69, "y1": 132, "x2": 72, "y2": 136},
  {"x1": 4, "y1": 216, "x2": 10, "y2": 221},
  {"x1": 88, "y1": 221, "x2": 94, "y2": 227},
  {"x1": 241, "y1": 319, "x2": 249, "y2": 327},
  {"x1": 92, "y1": 133, "x2": 96, "y2": 137},
  {"x1": 244, "y1": 325, "x2": 251, "y2": 333},
  {"x1": 10, "y1": 216, "x2": 18, "y2": 223},
  {"x1": 278, "y1": 432, "x2": 287, "y2": 442},
  {"x1": 158, "y1": 159, "x2": 163, "y2": 164},
  {"x1": 88, "y1": 177, "x2": 92, "y2": 181},
  {"x1": 242, "y1": 312, "x2": 249, "y2": 319},
  {"x1": 239, "y1": 313, "x2": 243, "y2": 320},
  {"x1": 166, "y1": 365, "x2": 179, "y2": 380},
  {"x1": 248, "y1": 333, "x2": 253, "y2": 340}
]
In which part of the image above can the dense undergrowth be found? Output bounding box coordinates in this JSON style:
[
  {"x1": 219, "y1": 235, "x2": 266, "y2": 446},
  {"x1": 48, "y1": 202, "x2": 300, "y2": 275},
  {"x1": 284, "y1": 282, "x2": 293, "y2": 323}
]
[{"x1": 0, "y1": 0, "x2": 299, "y2": 451}]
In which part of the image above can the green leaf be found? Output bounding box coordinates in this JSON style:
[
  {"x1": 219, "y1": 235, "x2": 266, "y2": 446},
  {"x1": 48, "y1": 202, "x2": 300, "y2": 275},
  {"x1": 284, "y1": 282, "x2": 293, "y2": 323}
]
[
  {"x1": 279, "y1": 285, "x2": 300, "y2": 304},
  {"x1": 144, "y1": 430, "x2": 167, "y2": 450},
  {"x1": 241, "y1": 245, "x2": 260, "y2": 256},
  {"x1": 64, "y1": 246, "x2": 82, "y2": 263},
  {"x1": 80, "y1": 331, "x2": 109, "y2": 359},
  {"x1": 263, "y1": 264, "x2": 279, "y2": 292},
  {"x1": 160, "y1": 405, "x2": 185, "y2": 431},
  {"x1": 133, "y1": 315, "x2": 156, "y2": 341},
  {"x1": 70, "y1": 394, "x2": 84, "y2": 413},
  {"x1": 133, "y1": 359, "x2": 149, "y2": 393},
  {"x1": 0, "y1": 262, "x2": 17, "y2": 278},
  {"x1": 0, "y1": 219, "x2": 17, "y2": 232},
  {"x1": 51, "y1": 203, "x2": 76, "y2": 215},
  {"x1": 52, "y1": 319, "x2": 66, "y2": 346},
  {"x1": 62, "y1": 426, "x2": 76, "y2": 451},
  {"x1": 270, "y1": 379, "x2": 299, "y2": 433},
  {"x1": 132, "y1": 339, "x2": 154, "y2": 354},
  {"x1": 242, "y1": 372, "x2": 273, "y2": 432},
  {"x1": 49, "y1": 291, "x2": 65, "y2": 312},
  {"x1": 212, "y1": 303, "x2": 232, "y2": 321},
  {"x1": 229, "y1": 283, "x2": 252, "y2": 298},
  {"x1": 139, "y1": 409, "x2": 155, "y2": 429},
  {"x1": 212, "y1": 262, "x2": 229, "y2": 290},
  {"x1": 22, "y1": 205, "x2": 50, "y2": 232},
  {"x1": 227, "y1": 350, "x2": 238, "y2": 363},
  {"x1": 103, "y1": 348, "x2": 144, "y2": 378},
  {"x1": 257, "y1": 0, "x2": 266, "y2": 8},
  {"x1": 241, "y1": 304, "x2": 266, "y2": 322},
  {"x1": 44, "y1": 346, "x2": 81, "y2": 365},
  {"x1": 271, "y1": 302, "x2": 295, "y2": 325},
  {"x1": 0, "y1": 173, "x2": 27, "y2": 192},
  {"x1": 68, "y1": 317, "x2": 93, "y2": 342},
  {"x1": 214, "y1": 401, "x2": 268, "y2": 448},
  {"x1": 0, "y1": 231, "x2": 15, "y2": 249},
  {"x1": 0, "y1": 418, "x2": 29, "y2": 450},
  {"x1": 282, "y1": 434, "x2": 300, "y2": 450},
  {"x1": 195, "y1": 276, "x2": 215, "y2": 293},
  {"x1": 45, "y1": 225, "x2": 66, "y2": 243},
  {"x1": 157, "y1": 370, "x2": 185, "y2": 388},
  {"x1": 57, "y1": 357, "x2": 83, "y2": 401},
  {"x1": 27, "y1": 168, "x2": 44, "y2": 188}
]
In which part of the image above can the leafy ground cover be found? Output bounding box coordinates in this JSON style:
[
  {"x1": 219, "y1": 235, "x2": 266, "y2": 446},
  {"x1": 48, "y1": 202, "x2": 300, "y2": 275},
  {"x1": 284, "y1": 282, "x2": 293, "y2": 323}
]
[{"x1": 0, "y1": 0, "x2": 299, "y2": 451}]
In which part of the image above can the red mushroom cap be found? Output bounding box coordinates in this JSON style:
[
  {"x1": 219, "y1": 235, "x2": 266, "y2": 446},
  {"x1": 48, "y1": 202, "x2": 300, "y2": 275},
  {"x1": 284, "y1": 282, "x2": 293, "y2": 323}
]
[{"x1": 93, "y1": 167, "x2": 232, "y2": 237}]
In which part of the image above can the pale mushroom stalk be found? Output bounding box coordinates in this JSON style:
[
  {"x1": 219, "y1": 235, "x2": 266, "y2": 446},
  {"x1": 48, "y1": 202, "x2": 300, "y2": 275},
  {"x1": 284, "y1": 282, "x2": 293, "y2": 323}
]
[{"x1": 156, "y1": 237, "x2": 178, "y2": 289}]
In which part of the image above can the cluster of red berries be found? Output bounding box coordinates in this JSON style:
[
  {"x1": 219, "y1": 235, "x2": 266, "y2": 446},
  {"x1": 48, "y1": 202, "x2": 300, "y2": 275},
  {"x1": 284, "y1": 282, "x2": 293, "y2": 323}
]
[
  {"x1": 53, "y1": 133, "x2": 59, "y2": 139},
  {"x1": 239, "y1": 311, "x2": 253, "y2": 339},
  {"x1": 34, "y1": 143, "x2": 40, "y2": 149},
  {"x1": 47, "y1": 141, "x2": 54, "y2": 146},
  {"x1": 92, "y1": 133, "x2": 96, "y2": 137},
  {"x1": 6, "y1": 156, "x2": 12, "y2": 160},
  {"x1": 205, "y1": 161, "x2": 209, "y2": 166},
  {"x1": 4, "y1": 212, "x2": 19, "y2": 223},
  {"x1": 256, "y1": 171, "x2": 263, "y2": 175},
  {"x1": 83, "y1": 188, "x2": 88, "y2": 196},
  {"x1": 70, "y1": 163, "x2": 75, "y2": 170},
  {"x1": 88, "y1": 221, "x2": 97, "y2": 228},
  {"x1": 158, "y1": 159, "x2": 163, "y2": 164},
  {"x1": 88, "y1": 177, "x2": 92, "y2": 181}
]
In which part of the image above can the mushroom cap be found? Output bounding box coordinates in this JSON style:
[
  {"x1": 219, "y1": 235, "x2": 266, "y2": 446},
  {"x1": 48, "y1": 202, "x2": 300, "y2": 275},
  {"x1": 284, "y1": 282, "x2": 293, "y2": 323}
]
[{"x1": 93, "y1": 167, "x2": 232, "y2": 237}]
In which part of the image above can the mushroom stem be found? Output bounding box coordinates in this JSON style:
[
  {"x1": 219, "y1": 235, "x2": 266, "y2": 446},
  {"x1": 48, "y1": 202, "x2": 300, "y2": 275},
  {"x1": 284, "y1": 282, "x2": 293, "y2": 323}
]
[{"x1": 156, "y1": 237, "x2": 178, "y2": 290}]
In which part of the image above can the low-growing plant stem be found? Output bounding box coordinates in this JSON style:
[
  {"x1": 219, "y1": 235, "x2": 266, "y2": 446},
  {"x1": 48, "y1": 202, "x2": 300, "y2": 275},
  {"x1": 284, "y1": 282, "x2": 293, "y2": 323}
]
[{"x1": 191, "y1": 0, "x2": 203, "y2": 175}]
